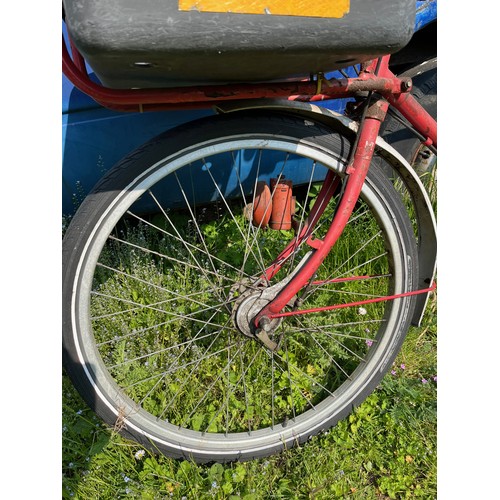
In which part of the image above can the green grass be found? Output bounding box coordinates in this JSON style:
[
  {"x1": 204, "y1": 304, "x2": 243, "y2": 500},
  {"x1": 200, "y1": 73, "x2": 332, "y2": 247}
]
[
  {"x1": 62, "y1": 297, "x2": 436, "y2": 500},
  {"x1": 84, "y1": 190, "x2": 390, "y2": 435},
  {"x1": 63, "y1": 162, "x2": 437, "y2": 499}
]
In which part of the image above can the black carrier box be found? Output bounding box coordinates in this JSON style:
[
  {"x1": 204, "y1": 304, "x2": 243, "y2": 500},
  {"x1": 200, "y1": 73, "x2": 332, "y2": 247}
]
[{"x1": 63, "y1": 0, "x2": 416, "y2": 89}]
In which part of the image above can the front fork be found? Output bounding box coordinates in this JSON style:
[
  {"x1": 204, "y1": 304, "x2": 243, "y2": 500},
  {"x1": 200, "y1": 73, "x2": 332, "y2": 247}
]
[{"x1": 253, "y1": 97, "x2": 389, "y2": 331}]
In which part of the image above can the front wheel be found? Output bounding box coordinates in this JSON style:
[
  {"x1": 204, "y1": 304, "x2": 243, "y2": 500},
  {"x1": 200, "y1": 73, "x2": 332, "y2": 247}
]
[{"x1": 63, "y1": 112, "x2": 418, "y2": 462}]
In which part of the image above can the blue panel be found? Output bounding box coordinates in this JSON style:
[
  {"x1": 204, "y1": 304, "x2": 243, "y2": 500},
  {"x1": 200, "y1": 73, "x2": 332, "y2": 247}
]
[
  {"x1": 62, "y1": 85, "x2": 213, "y2": 216},
  {"x1": 63, "y1": 2, "x2": 437, "y2": 217},
  {"x1": 415, "y1": 0, "x2": 437, "y2": 31}
]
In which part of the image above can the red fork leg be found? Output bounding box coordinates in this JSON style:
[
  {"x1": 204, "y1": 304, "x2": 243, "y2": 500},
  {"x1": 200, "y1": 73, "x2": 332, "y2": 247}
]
[
  {"x1": 253, "y1": 98, "x2": 389, "y2": 330},
  {"x1": 261, "y1": 170, "x2": 341, "y2": 282},
  {"x1": 386, "y1": 91, "x2": 437, "y2": 147}
]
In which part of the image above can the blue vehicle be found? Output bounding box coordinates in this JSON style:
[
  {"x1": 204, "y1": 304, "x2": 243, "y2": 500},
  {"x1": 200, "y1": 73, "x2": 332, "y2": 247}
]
[{"x1": 62, "y1": 0, "x2": 436, "y2": 217}]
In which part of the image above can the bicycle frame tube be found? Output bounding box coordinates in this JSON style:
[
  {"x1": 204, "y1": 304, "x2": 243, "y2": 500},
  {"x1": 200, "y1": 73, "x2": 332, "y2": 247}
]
[
  {"x1": 62, "y1": 36, "x2": 412, "y2": 111},
  {"x1": 252, "y1": 97, "x2": 391, "y2": 329},
  {"x1": 63, "y1": 38, "x2": 437, "y2": 146},
  {"x1": 253, "y1": 57, "x2": 436, "y2": 328},
  {"x1": 376, "y1": 57, "x2": 437, "y2": 147},
  {"x1": 257, "y1": 170, "x2": 341, "y2": 283},
  {"x1": 295, "y1": 56, "x2": 437, "y2": 148},
  {"x1": 62, "y1": 38, "x2": 437, "y2": 328}
]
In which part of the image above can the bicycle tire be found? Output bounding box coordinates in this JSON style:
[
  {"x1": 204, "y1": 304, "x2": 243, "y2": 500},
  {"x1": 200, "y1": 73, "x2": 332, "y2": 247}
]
[
  {"x1": 62, "y1": 111, "x2": 418, "y2": 462},
  {"x1": 382, "y1": 57, "x2": 437, "y2": 175}
]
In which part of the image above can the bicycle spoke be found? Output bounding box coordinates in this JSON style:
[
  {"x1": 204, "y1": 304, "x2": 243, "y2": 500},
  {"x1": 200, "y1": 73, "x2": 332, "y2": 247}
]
[
  {"x1": 153, "y1": 313, "x2": 235, "y2": 418},
  {"x1": 202, "y1": 340, "x2": 264, "y2": 434},
  {"x1": 173, "y1": 171, "x2": 231, "y2": 306},
  {"x1": 231, "y1": 150, "x2": 271, "y2": 285},
  {"x1": 91, "y1": 290, "x2": 238, "y2": 336},
  {"x1": 136, "y1": 309, "x2": 223, "y2": 408},
  {"x1": 265, "y1": 343, "x2": 337, "y2": 400},
  {"x1": 106, "y1": 234, "x2": 232, "y2": 286},
  {"x1": 64, "y1": 111, "x2": 421, "y2": 460},
  {"x1": 125, "y1": 207, "x2": 254, "y2": 281},
  {"x1": 294, "y1": 317, "x2": 356, "y2": 381},
  {"x1": 180, "y1": 342, "x2": 247, "y2": 428}
]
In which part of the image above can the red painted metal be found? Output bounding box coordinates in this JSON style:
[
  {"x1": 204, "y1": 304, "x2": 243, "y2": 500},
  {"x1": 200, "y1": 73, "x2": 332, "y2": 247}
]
[
  {"x1": 269, "y1": 282, "x2": 437, "y2": 319},
  {"x1": 253, "y1": 100, "x2": 388, "y2": 329},
  {"x1": 62, "y1": 35, "x2": 438, "y2": 324},
  {"x1": 68, "y1": 37, "x2": 86, "y2": 75},
  {"x1": 63, "y1": 36, "x2": 410, "y2": 112},
  {"x1": 63, "y1": 34, "x2": 435, "y2": 142},
  {"x1": 364, "y1": 55, "x2": 437, "y2": 147},
  {"x1": 386, "y1": 91, "x2": 437, "y2": 147},
  {"x1": 260, "y1": 170, "x2": 341, "y2": 282}
]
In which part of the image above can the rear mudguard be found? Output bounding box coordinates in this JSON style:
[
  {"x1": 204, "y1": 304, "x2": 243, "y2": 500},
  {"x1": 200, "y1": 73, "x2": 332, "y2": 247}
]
[{"x1": 216, "y1": 99, "x2": 436, "y2": 326}]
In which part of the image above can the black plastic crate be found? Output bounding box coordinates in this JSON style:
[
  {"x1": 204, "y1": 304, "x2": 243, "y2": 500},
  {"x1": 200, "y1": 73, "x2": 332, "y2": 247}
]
[{"x1": 63, "y1": 0, "x2": 415, "y2": 88}]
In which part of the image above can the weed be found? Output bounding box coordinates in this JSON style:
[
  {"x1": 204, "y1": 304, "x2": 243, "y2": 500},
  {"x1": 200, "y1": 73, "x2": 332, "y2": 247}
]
[
  {"x1": 63, "y1": 272, "x2": 436, "y2": 499},
  {"x1": 63, "y1": 161, "x2": 436, "y2": 498}
]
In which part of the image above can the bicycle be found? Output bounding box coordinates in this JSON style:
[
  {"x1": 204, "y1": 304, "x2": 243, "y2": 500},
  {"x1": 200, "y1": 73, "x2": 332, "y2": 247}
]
[{"x1": 62, "y1": 0, "x2": 437, "y2": 462}]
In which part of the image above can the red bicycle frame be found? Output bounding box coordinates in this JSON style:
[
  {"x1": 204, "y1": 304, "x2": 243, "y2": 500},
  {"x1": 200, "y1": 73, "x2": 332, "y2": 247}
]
[{"x1": 63, "y1": 37, "x2": 437, "y2": 338}]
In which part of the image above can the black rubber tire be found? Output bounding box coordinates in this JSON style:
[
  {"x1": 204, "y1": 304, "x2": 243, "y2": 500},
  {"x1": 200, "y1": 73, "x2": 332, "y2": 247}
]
[
  {"x1": 62, "y1": 111, "x2": 418, "y2": 462},
  {"x1": 381, "y1": 57, "x2": 437, "y2": 173}
]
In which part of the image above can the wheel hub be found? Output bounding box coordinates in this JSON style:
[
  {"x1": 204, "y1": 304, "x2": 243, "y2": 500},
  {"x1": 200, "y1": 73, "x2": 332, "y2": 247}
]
[{"x1": 233, "y1": 287, "x2": 282, "y2": 338}]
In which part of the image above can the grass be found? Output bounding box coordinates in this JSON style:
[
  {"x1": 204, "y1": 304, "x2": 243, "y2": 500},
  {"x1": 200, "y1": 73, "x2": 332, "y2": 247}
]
[
  {"x1": 63, "y1": 252, "x2": 436, "y2": 496},
  {"x1": 62, "y1": 293, "x2": 436, "y2": 499},
  {"x1": 62, "y1": 156, "x2": 437, "y2": 499}
]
